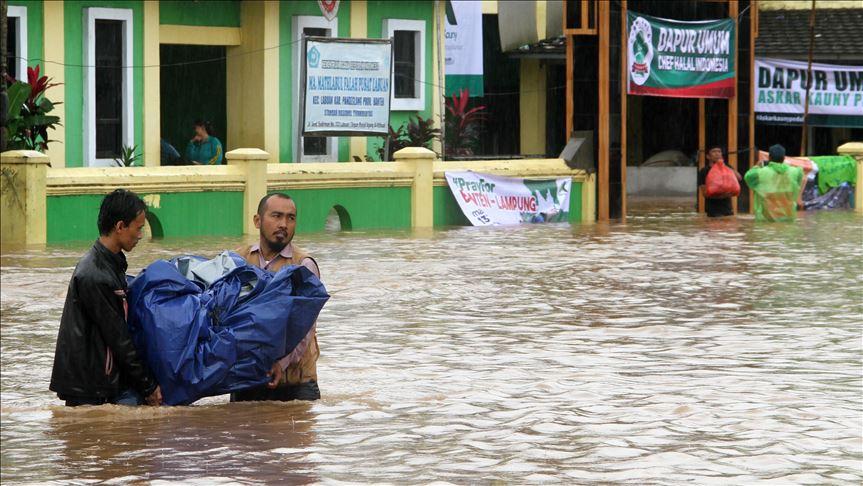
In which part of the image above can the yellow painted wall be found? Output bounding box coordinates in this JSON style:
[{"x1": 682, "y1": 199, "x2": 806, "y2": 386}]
[
  {"x1": 430, "y1": 0, "x2": 444, "y2": 157},
  {"x1": 43, "y1": 2, "x2": 65, "y2": 167},
  {"x1": 350, "y1": 0, "x2": 369, "y2": 160},
  {"x1": 226, "y1": 1, "x2": 279, "y2": 162},
  {"x1": 760, "y1": 1, "x2": 863, "y2": 10},
  {"x1": 481, "y1": 1, "x2": 498, "y2": 15},
  {"x1": 143, "y1": 1, "x2": 160, "y2": 167},
  {"x1": 520, "y1": 59, "x2": 547, "y2": 156}
]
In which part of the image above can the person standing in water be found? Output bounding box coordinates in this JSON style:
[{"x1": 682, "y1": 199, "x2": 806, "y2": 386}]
[
  {"x1": 697, "y1": 145, "x2": 743, "y2": 217},
  {"x1": 744, "y1": 144, "x2": 805, "y2": 222},
  {"x1": 231, "y1": 193, "x2": 323, "y2": 402},
  {"x1": 49, "y1": 189, "x2": 162, "y2": 407}
]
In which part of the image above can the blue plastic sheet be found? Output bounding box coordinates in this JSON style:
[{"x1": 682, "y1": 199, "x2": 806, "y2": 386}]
[{"x1": 127, "y1": 252, "x2": 329, "y2": 405}]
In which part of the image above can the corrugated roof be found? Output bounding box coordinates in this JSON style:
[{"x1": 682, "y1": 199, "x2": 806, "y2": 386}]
[{"x1": 756, "y1": 8, "x2": 863, "y2": 62}]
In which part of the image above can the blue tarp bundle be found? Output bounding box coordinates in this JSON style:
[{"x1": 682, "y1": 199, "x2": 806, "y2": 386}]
[{"x1": 127, "y1": 252, "x2": 329, "y2": 405}]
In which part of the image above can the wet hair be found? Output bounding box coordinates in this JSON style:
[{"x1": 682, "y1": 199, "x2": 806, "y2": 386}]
[
  {"x1": 257, "y1": 193, "x2": 293, "y2": 216},
  {"x1": 193, "y1": 119, "x2": 215, "y2": 137},
  {"x1": 98, "y1": 189, "x2": 147, "y2": 236},
  {"x1": 768, "y1": 144, "x2": 786, "y2": 162}
]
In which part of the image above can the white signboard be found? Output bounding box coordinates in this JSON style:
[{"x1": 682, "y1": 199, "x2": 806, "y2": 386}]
[
  {"x1": 444, "y1": 171, "x2": 572, "y2": 226},
  {"x1": 755, "y1": 57, "x2": 863, "y2": 128},
  {"x1": 302, "y1": 38, "x2": 392, "y2": 136}
]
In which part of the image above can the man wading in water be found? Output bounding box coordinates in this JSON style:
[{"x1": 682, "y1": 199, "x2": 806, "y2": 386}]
[
  {"x1": 698, "y1": 145, "x2": 743, "y2": 217},
  {"x1": 49, "y1": 189, "x2": 162, "y2": 407},
  {"x1": 231, "y1": 193, "x2": 323, "y2": 402}
]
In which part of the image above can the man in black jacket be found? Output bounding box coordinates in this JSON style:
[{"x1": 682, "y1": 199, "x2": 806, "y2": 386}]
[{"x1": 49, "y1": 189, "x2": 162, "y2": 406}]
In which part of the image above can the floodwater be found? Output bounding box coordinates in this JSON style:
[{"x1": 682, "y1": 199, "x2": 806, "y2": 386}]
[{"x1": 1, "y1": 202, "x2": 862, "y2": 484}]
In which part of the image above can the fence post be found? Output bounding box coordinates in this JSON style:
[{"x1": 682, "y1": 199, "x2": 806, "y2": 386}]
[
  {"x1": 394, "y1": 147, "x2": 435, "y2": 229},
  {"x1": 226, "y1": 148, "x2": 270, "y2": 235},
  {"x1": 837, "y1": 142, "x2": 863, "y2": 214},
  {"x1": 1, "y1": 150, "x2": 50, "y2": 247},
  {"x1": 582, "y1": 173, "x2": 596, "y2": 223}
]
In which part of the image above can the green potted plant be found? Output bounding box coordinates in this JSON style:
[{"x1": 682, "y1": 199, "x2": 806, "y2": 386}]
[
  {"x1": 444, "y1": 88, "x2": 487, "y2": 158},
  {"x1": 113, "y1": 144, "x2": 141, "y2": 167},
  {"x1": 376, "y1": 114, "x2": 440, "y2": 161},
  {"x1": 5, "y1": 65, "x2": 62, "y2": 152}
]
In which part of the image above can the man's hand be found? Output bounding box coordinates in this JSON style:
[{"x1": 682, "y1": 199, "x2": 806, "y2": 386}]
[
  {"x1": 146, "y1": 386, "x2": 163, "y2": 406},
  {"x1": 267, "y1": 362, "x2": 283, "y2": 389}
]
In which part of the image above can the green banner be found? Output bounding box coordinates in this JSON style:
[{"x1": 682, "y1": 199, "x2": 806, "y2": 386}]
[{"x1": 627, "y1": 12, "x2": 735, "y2": 99}]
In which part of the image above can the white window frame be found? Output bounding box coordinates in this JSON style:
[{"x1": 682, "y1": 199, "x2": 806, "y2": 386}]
[
  {"x1": 84, "y1": 8, "x2": 134, "y2": 167},
  {"x1": 7, "y1": 6, "x2": 28, "y2": 82},
  {"x1": 292, "y1": 15, "x2": 339, "y2": 163},
  {"x1": 383, "y1": 18, "x2": 426, "y2": 112}
]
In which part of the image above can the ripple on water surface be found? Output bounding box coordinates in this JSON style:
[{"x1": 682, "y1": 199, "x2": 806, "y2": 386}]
[{"x1": 2, "y1": 207, "x2": 862, "y2": 483}]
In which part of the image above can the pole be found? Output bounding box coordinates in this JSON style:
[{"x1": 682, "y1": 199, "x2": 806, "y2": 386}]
[
  {"x1": 296, "y1": 35, "x2": 307, "y2": 163},
  {"x1": 435, "y1": 0, "x2": 446, "y2": 159},
  {"x1": 800, "y1": 0, "x2": 816, "y2": 156},
  {"x1": 1, "y1": 1, "x2": 8, "y2": 150}
]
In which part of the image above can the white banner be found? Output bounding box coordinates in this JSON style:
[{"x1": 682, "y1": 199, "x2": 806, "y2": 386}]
[
  {"x1": 755, "y1": 57, "x2": 863, "y2": 126},
  {"x1": 303, "y1": 38, "x2": 392, "y2": 136},
  {"x1": 444, "y1": 0, "x2": 484, "y2": 96},
  {"x1": 445, "y1": 171, "x2": 572, "y2": 226},
  {"x1": 445, "y1": 1, "x2": 483, "y2": 75}
]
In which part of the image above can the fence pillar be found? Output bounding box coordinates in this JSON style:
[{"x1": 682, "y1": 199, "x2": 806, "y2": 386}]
[
  {"x1": 394, "y1": 147, "x2": 435, "y2": 229},
  {"x1": 1, "y1": 150, "x2": 50, "y2": 247},
  {"x1": 226, "y1": 148, "x2": 270, "y2": 235},
  {"x1": 582, "y1": 172, "x2": 596, "y2": 223},
  {"x1": 837, "y1": 142, "x2": 863, "y2": 214}
]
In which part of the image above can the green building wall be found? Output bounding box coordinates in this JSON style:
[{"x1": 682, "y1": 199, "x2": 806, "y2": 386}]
[
  {"x1": 47, "y1": 192, "x2": 244, "y2": 243},
  {"x1": 159, "y1": 0, "x2": 241, "y2": 26},
  {"x1": 8, "y1": 0, "x2": 44, "y2": 70},
  {"x1": 278, "y1": 0, "x2": 353, "y2": 164},
  {"x1": 365, "y1": 1, "x2": 435, "y2": 162},
  {"x1": 286, "y1": 186, "x2": 412, "y2": 232},
  {"x1": 45, "y1": 180, "x2": 587, "y2": 243},
  {"x1": 62, "y1": 0, "x2": 145, "y2": 168},
  {"x1": 278, "y1": 0, "x2": 435, "y2": 163}
]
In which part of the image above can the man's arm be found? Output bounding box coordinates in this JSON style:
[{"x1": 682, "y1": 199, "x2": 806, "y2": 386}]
[{"x1": 77, "y1": 276, "x2": 159, "y2": 401}]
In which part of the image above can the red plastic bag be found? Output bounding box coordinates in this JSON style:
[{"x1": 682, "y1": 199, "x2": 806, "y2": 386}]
[{"x1": 705, "y1": 159, "x2": 740, "y2": 199}]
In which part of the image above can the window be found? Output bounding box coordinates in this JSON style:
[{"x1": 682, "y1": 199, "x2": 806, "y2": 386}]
[
  {"x1": 84, "y1": 8, "x2": 134, "y2": 166},
  {"x1": 6, "y1": 6, "x2": 27, "y2": 81},
  {"x1": 383, "y1": 19, "x2": 426, "y2": 111}
]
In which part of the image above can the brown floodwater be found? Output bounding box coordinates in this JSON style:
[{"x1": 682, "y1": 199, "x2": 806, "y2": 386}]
[{"x1": 1, "y1": 202, "x2": 862, "y2": 484}]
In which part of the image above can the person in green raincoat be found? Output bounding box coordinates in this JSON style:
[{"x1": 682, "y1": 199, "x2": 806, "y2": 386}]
[
  {"x1": 744, "y1": 144, "x2": 805, "y2": 222},
  {"x1": 185, "y1": 120, "x2": 223, "y2": 165}
]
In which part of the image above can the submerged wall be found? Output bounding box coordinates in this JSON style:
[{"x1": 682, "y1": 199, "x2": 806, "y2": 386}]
[{"x1": 2, "y1": 148, "x2": 596, "y2": 246}]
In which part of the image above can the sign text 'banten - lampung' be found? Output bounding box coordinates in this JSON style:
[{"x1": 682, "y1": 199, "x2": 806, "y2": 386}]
[{"x1": 444, "y1": 172, "x2": 572, "y2": 226}]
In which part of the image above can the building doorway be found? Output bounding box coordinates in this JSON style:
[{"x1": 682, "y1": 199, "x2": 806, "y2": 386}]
[{"x1": 160, "y1": 44, "x2": 227, "y2": 164}]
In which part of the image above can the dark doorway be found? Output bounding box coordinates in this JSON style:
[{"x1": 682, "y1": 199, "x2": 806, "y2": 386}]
[
  {"x1": 546, "y1": 61, "x2": 567, "y2": 157},
  {"x1": 472, "y1": 14, "x2": 520, "y2": 156},
  {"x1": 160, "y1": 44, "x2": 227, "y2": 163}
]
